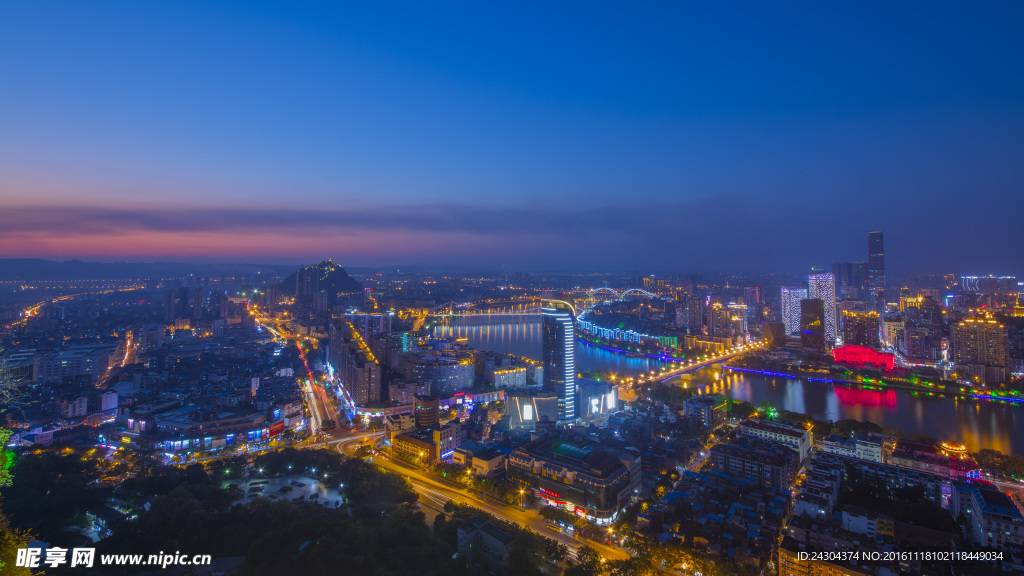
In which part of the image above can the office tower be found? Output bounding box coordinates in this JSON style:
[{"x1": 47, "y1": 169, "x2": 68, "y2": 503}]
[
  {"x1": 686, "y1": 298, "x2": 704, "y2": 334},
  {"x1": 163, "y1": 290, "x2": 178, "y2": 324},
  {"x1": 867, "y1": 231, "x2": 885, "y2": 308},
  {"x1": 329, "y1": 321, "x2": 381, "y2": 406},
  {"x1": 953, "y1": 314, "x2": 1010, "y2": 384},
  {"x1": 808, "y1": 273, "x2": 837, "y2": 341},
  {"x1": 800, "y1": 299, "x2": 826, "y2": 352},
  {"x1": 743, "y1": 286, "x2": 762, "y2": 326},
  {"x1": 761, "y1": 322, "x2": 787, "y2": 348},
  {"x1": 192, "y1": 286, "x2": 204, "y2": 319},
  {"x1": 708, "y1": 304, "x2": 733, "y2": 338},
  {"x1": 780, "y1": 287, "x2": 807, "y2": 335},
  {"x1": 832, "y1": 261, "x2": 868, "y2": 299},
  {"x1": 842, "y1": 310, "x2": 880, "y2": 348},
  {"x1": 542, "y1": 300, "x2": 576, "y2": 425}
]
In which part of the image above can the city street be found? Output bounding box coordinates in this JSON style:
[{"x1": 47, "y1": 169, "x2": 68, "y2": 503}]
[{"x1": 336, "y1": 439, "x2": 631, "y2": 562}]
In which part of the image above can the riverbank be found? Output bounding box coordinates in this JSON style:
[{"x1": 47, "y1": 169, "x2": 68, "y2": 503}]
[{"x1": 721, "y1": 359, "x2": 1024, "y2": 407}]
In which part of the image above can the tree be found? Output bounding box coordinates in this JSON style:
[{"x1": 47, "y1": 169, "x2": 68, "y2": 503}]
[
  {"x1": 756, "y1": 400, "x2": 777, "y2": 418},
  {"x1": 566, "y1": 545, "x2": 604, "y2": 576},
  {"x1": 544, "y1": 539, "x2": 568, "y2": 563},
  {"x1": 607, "y1": 557, "x2": 652, "y2": 576}
]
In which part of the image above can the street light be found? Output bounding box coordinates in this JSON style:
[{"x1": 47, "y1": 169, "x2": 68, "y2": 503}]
[{"x1": 519, "y1": 488, "x2": 525, "y2": 510}]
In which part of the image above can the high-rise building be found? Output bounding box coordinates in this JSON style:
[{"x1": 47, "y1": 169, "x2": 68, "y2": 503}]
[
  {"x1": 743, "y1": 286, "x2": 762, "y2": 326},
  {"x1": 808, "y1": 273, "x2": 837, "y2": 341},
  {"x1": 800, "y1": 299, "x2": 826, "y2": 352},
  {"x1": 881, "y1": 316, "x2": 904, "y2": 348},
  {"x1": 842, "y1": 310, "x2": 880, "y2": 348},
  {"x1": 780, "y1": 287, "x2": 807, "y2": 335},
  {"x1": 761, "y1": 322, "x2": 787, "y2": 348},
  {"x1": 683, "y1": 394, "x2": 727, "y2": 430},
  {"x1": 953, "y1": 313, "x2": 1010, "y2": 384},
  {"x1": 686, "y1": 298, "x2": 704, "y2": 334},
  {"x1": 542, "y1": 300, "x2": 576, "y2": 425},
  {"x1": 329, "y1": 321, "x2": 382, "y2": 406},
  {"x1": 163, "y1": 290, "x2": 178, "y2": 324},
  {"x1": 867, "y1": 231, "x2": 885, "y2": 309},
  {"x1": 832, "y1": 261, "x2": 868, "y2": 299}
]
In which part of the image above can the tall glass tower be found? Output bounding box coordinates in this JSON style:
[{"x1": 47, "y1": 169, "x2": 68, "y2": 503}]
[
  {"x1": 808, "y1": 273, "x2": 837, "y2": 341},
  {"x1": 542, "y1": 300, "x2": 576, "y2": 424},
  {"x1": 868, "y1": 231, "x2": 885, "y2": 308}
]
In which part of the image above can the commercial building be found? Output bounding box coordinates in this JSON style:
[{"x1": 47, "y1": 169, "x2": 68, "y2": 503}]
[
  {"x1": 575, "y1": 378, "x2": 618, "y2": 425},
  {"x1": 831, "y1": 261, "x2": 868, "y2": 300},
  {"x1": 880, "y1": 317, "x2": 903, "y2": 348},
  {"x1": 808, "y1": 273, "x2": 837, "y2": 341},
  {"x1": 952, "y1": 313, "x2": 1010, "y2": 384},
  {"x1": 738, "y1": 419, "x2": 812, "y2": 461},
  {"x1": 35, "y1": 345, "x2": 115, "y2": 384},
  {"x1": 799, "y1": 299, "x2": 825, "y2": 352},
  {"x1": 780, "y1": 287, "x2": 807, "y2": 336},
  {"x1": 831, "y1": 345, "x2": 895, "y2": 371},
  {"x1": 385, "y1": 413, "x2": 416, "y2": 443},
  {"x1": 542, "y1": 300, "x2": 576, "y2": 425},
  {"x1": 387, "y1": 379, "x2": 430, "y2": 405},
  {"x1": 507, "y1": 434, "x2": 640, "y2": 525},
  {"x1": 414, "y1": 396, "x2": 441, "y2": 428},
  {"x1": 329, "y1": 321, "x2": 382, "y2": 406},
  {"x1": 399, "y1": 351, "x2": 475, "y2": 397},
  {"x1": 488, "y1": 365, "x2": 527, "y2": 389},
  {"x1": 683, "y1": 394, "x2": 727, "y2": 430},
  {"x1": 867, "y1": 231, "x2": 885, "y2": 309},
  {"x1": 761, "y1": 322, "x2": 787, "y2": 348},
  {"x1": 344, "y1": 312, "x2": 392, "y2": 339},
  {"x1": 841, "y1": 310, "x2": 879, "y2": 348},
  {"x1": 392, "y1": 422, "x2": 462, "y2": 463},
  {"x1": 504, "y1": 391, "x2": 559, "y2": 431},
  {"x1": 454, "y1": 441, "x2": 507, "y2": 478}
]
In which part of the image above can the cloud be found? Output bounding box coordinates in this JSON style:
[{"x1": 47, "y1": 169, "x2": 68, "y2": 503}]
[
  {"x1": 2, "y1": 199, "x2": 1020, "y2": 273},
  {"x1": 0, "y1": 199, "x2": 735, "y2": 239}
]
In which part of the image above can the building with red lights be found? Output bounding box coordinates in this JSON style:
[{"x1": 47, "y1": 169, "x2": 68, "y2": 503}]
[{"x1": 832, "y1": 344, "x2": 895, "y2": 371}]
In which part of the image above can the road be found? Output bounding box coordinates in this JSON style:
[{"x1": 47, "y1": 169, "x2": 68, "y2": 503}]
[
  {"x1": 336, "y1": 439, "x2": 630, "y2": 562},
  {"x1": 253, "y1": 310, "x2": 340, "y2": 432}
]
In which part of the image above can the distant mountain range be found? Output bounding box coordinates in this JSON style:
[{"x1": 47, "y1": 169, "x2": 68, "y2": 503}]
[{"x1": 0, "y1": 259, "x2": 299, "y2": 281}]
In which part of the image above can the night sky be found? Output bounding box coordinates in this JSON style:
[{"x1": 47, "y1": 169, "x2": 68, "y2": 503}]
[{"x1": 2, "y1": 2, "x2": 1023, "y2": 273}]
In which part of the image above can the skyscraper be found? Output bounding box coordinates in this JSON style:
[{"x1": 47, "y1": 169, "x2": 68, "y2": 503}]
[
  {"x1": 867, "y1": 231, "x2": 885, "y2": 308},
  {"x1": 800, "y1": 299, "x2": 826, "y2": 352},
  {"x1": 842, "y1": 310, "x2": 880, "y2": 348},
  {"x1": 808, "y1": 273, "x2": 837, "y2": 341},
  {"x1": 780, "y1": 287, "x2": 807, "y2": 335},
  {"x1": 953, "y1": 313, "x2": 1010, "y2": 384},
  {"x1": 832, "y1": 261, "x2": 868, "y2": 299},
  {"x1": 542, "y1": 300, "x2": 576, "y2": 424}
]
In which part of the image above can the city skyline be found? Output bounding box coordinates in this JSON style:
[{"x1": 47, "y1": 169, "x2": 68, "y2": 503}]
[{"x1": 2, "y1": 3, "x2": 1024, "y2": 272}]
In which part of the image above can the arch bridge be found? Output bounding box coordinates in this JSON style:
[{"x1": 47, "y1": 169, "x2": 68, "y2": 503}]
[{"x1": 584, "y1": 287, "x2": 659, "y2": 302}]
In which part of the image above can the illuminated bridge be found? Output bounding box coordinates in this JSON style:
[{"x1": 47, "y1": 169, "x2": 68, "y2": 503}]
[{"x1": 429, "y1": 299, "x2": 544, "y2": 317}]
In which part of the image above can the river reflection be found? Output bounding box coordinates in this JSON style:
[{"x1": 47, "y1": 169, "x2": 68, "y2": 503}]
[
  {"x1": 433, "y1": 315, "x2": 673, "y2": 376},
  {"x1": 434, "y1": 316, "x2": 1022, "y2": 455},
  {"x1": 678, "y1": 368, "x2": 1020, "y2": 455}
]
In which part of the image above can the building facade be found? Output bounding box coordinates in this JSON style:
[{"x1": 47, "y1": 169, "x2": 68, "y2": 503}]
[
  {"x1": 780, "y1": 287, "x2": 807, "y2": 336},
  {"x1": 542, "y1": 300, "x2": 576, "y2": 424},
  {"x1": 808, "y1": 273, "x2": 837, "y2": 341}
]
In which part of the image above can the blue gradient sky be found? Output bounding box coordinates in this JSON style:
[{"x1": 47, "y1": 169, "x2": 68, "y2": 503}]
[{"x1": 1, "y1": 2, "x2": 1023, "y2": 272}]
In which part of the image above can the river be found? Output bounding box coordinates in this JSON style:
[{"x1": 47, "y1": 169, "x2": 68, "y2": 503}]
[{"x1": 435, "y1": 315, "x2": 1023, "y2": 454}]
